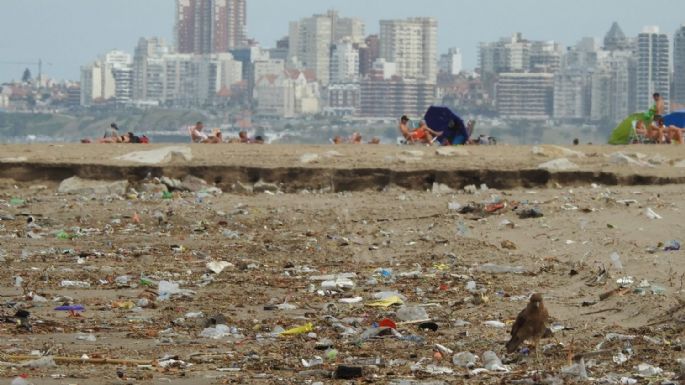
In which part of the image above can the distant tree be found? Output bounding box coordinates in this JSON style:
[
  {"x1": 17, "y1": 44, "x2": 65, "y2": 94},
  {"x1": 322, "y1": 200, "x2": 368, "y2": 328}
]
[{"x1": 22, "y1": 68, "x2": 32, "y2": 83}]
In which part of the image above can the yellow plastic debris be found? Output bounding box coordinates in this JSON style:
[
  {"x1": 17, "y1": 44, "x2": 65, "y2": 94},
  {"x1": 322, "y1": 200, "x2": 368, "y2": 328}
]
[
  {"x1": 365, "y1": 296, "x2": 404, "y2": 308},
  {"x1": 433, "y1": 263, "x2": 449, "y2": 271},
  {"x1": 279, "y1": 322, "x2": 314, "y2": 336}
]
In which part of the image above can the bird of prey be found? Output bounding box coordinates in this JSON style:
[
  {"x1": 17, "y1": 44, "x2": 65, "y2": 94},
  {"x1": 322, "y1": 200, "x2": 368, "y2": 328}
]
[
  {"x1": 506, "y1": 293, "x2": 549, "y2": 356},
  {"x1": 15, "y1": 309, "x2": 32, "y2": 332}
]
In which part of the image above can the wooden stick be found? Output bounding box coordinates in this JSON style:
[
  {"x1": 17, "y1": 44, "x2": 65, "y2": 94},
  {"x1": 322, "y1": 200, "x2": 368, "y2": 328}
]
[
  {"x1": 396, "y1": 319, "x2": 433, "y2": 326},
  {"x1": 572, "y1": 349, "x2": 615, "y2": 361},
  {"x1": 5, "y1": 355, "x2": 154, "y2": 366},
  {"x1": 581, "y1": 307, "x2": 621, "y2": 315}
]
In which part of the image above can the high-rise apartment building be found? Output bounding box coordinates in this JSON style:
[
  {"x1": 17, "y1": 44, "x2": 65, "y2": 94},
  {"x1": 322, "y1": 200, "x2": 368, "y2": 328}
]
[
  {"x1": 359, "y1": 35, "x2": 380, "y2": 77},
  {"x1": 80, "y1": 50, "x2": 133, "y2": 106},
  {"x1": 604, "y1": 22, "x2": 632, "y2": 51},
  {"x1": 133, "y1": 37, "x2": 170, "y2": 102},
  {"x1": 439, "y1": 48, "x2": 463, "y2": 75},
  {"x1": 288, "y1": 11, "x2": 364, "y2": 85},
  {"x1": 496, "y1": 73, "x2": 554, "y2": 120},
  {"x1": 636, "y1": 26, "x2": 670, "y2": 112},
  {"x1": 591, "y1": 50, "x2": 635, "y2": 122},
  {"x1": 673, "y1": 25, "x2": 685, "y2": 106},
  {"x1": 176, "y1": 0, "x2": 246, "y2": 55},
  {"x1": 330, "y1": 39, "x2": 360, "y2": 83},
  {"x1": 360, "y1": 77, "x2": 435, "y2": 117},
  {"x1": 326, "y1": 10, "x2": 365, "y2": 44},
  {"x1": 288, "y1": 15, "x2": 333, "y2": 85},
  {"x1": 553, "y1": 69, "x2": 591, "y2": 120},
  {"x1": 379, "y1": 17, "x2": 438, "y2": 82},
  {"x1": 214, "y1": 0, "x2": 247, "y2": 52}
]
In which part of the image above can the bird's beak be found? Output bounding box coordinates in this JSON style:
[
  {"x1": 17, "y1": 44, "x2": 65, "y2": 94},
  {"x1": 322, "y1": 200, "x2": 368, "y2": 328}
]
[{"x1": 535, "y1": 302, "x2": 540, "y2": 308}]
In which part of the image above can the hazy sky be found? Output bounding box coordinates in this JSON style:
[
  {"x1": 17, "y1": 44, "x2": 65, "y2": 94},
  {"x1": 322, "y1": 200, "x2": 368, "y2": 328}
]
[{"x1": 1, "y1": 0, "x2": 683, "y2": 82}]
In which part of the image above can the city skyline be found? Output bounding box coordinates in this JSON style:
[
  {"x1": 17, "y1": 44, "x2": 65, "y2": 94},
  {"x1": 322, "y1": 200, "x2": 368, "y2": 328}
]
[{"x1": 1, "y1": 0, "x2": 684, "y2": 82}]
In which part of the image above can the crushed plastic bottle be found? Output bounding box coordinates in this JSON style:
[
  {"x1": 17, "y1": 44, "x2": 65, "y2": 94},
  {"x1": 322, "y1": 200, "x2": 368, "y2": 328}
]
[
  {"x1": 664, "y1": 240, "x2": 680, "y2": 251},
  {"x1": 456, "y1": 221, "x2": 469, "y2": 237},
  {"x1": 452, "y1": 352, "x2": 478, "y2": 368},
  {"x1": 158, "y1": 280, "x2": 182, "y2": 301},
  {"x1": 561, "y1": 358, "x2": 588, "y2": 380},
  {"x1": 396, "y1": 306, "x2": 429, "y2": 322},
  {"x1": 11, "y1": 375, "x2": 30, "y2": 385},
  {"x1": 482, "y1": 351, "x2": 508, "y2": 372},
  {"x1": 60, "y1": 280, "x2": 91, "y2": 288},
  {"x1": 610, "y1": 252, "x2": 623, "y2": 271}
]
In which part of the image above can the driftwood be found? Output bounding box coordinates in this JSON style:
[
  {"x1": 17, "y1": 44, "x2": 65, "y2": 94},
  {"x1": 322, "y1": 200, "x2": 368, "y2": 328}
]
[{"x1": 5, "y1": 355, "x2": 154, "y2": 366}]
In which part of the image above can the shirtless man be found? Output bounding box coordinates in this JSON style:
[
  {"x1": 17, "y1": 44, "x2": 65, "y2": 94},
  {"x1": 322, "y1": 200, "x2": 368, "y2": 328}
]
[
  {"x1": 653, "y1": 93, "x2": 665, "y2": 120},
  {"x1": 190, "y1": 121, "x2": 208, "y2": 143}
]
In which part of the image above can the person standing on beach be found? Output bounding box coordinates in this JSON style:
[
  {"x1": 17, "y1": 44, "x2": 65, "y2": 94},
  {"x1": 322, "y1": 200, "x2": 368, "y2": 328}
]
[{"x1": 647, "y1": 93, "x2": 665, "y2": 122}]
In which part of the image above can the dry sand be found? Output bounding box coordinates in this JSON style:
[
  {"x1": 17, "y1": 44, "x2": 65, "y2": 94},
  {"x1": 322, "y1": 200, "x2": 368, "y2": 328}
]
[{"x1": 0, "y1": 144, "x2": 683, "y2": 384}]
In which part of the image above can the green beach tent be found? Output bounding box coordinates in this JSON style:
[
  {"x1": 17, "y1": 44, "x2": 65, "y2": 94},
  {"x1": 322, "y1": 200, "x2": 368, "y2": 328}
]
[{"x1": 608, "y1": 113, "x2": 651, "y2": 145}]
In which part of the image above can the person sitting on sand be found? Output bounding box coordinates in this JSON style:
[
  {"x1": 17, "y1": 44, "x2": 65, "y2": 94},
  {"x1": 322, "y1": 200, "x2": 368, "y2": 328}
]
[
  {"x1": 399, "y1": 115, "x2": 442, "y2": 145},
  {"x1": 238, "y1": 131, "x2": 252, "y2": 143},
  {"x1": 332, "y1": 132, "x2": 363, "y2": 144},
  {"x1": 190, "y1": 121, "x2": 208, "y2": 143},
  {"x1": 207, "y1": 128, "x2": 222, "y2": 144},
  {"x1": 190, "y1": 122, "x2": 221, "y2": 143},
  {"x1": 410, "y1": 121, "x2": 441, "y2": 145},
  {"x1": 653, "y1": 117, "x2": 683, "y2": 144},
  {"x1": 635, "y1": 120, "x2": 650, "y2": 141},
  {"x1": 98, "y1": 123, "x2": 122, "y2": 143}
]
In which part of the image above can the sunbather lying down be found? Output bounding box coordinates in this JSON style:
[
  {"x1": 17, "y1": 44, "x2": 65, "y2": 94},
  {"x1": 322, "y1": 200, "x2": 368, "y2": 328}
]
[
  {"x1": 398, "y1": 115, "x2": 442, "y2": 145},
  {"x1": 332, "y1": 132, "x2": 380, "y2": 144}
]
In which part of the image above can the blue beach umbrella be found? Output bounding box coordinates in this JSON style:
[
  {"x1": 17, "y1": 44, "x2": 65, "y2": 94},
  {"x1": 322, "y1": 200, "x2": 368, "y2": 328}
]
[
  {"x1": 423, "y1": 106, "x2": 469, "y2": 145},
  {"x1": 664, "y1": 110, "x2": 685, "y2": 128}
]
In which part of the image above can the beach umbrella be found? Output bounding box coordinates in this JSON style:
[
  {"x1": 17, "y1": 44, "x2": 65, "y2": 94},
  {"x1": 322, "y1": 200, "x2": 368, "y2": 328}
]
[
  {"x1": 608, "y1": 113, "x2": 650, "y2": 145},
  {"x1": 664, "y1": 110, "x2": 685, "y2": 128},
  {"x1": 423, "y1": 106, "x2": 469, "y2": 145}
]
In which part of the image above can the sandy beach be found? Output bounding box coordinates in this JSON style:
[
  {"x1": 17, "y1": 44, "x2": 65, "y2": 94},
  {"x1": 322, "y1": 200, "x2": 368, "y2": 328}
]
[{"x1": 0, "y1": 143, "x2": 684, "y2": 384}]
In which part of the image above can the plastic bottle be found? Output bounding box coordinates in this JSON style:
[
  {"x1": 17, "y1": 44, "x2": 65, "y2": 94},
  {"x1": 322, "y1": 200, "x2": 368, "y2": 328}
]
[
  {"x1": 610, "y1": 252, "x2": 623, "y2": 271},
  {"x1": 456, "y1": 221, "x2": 468, "y2": 236},
  {"x1": 11, "y1": 375, "x2": 30, "y2": 385}
]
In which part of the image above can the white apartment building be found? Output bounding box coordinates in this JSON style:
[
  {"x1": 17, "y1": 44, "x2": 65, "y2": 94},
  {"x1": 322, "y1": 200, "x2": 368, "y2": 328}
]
[
  {"x1": 326, "y1": 10, "x2": 365, "y2": 44},
  {"x1": 379, "y1": 17, "x2": 437, "y2": 83},
  {"x1": 254, "y1": 59, "x2": 285, "y2": 83},
  {"x1": 133, "y1": 37, "x2": 170, "y2": 103},
  {"x1": 591, "y1": 50, "x2": 634, "y2": 122},
  {"x1": 553, "y1": 69, "x2": 591, "y2": 120},
  {"x1": 636, "y1": 26, "x2": 670, "y2": 112},
  {"x1": 288, "y1": 15, "x2": 332, "y2": 85},
  {"x1": 371, "y1": 59, "x2": 397, "y2": 80},
  {"x1": 439, "y1": 48, "x2": 463, "y2": 75},
  {"x1": 80, "y1": 61, "x2": 115, "y2": 106},
  {"x1": 673, "y1": 25, "x2": 685, "y2": 107},
  {"x1": 330, "y1": 39, "x2": 360, "y2": 83},
  {"x1": 496, "y1": 72, "x2": 554, "y2": 120},
  {"x1": 104, "y1": 50, "x2": 134, "y2": 104},
  {"x1": 479, "y1": 33, "x2": 561, "y2": 75},
  {"x1": 254, "y1": 69, "x2": 320, "y2": 117}
]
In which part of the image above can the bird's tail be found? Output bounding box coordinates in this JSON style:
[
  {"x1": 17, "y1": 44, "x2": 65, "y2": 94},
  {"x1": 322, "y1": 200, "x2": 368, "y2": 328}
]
[{"x1": 506, "y1": 336, "x2": 522, "y2": 353}]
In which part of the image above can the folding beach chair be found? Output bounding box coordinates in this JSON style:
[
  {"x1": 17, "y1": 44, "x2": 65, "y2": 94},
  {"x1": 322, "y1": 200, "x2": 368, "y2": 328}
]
[{"x1": 626, "y1": 120, "x2": 646, "y2": 144}]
